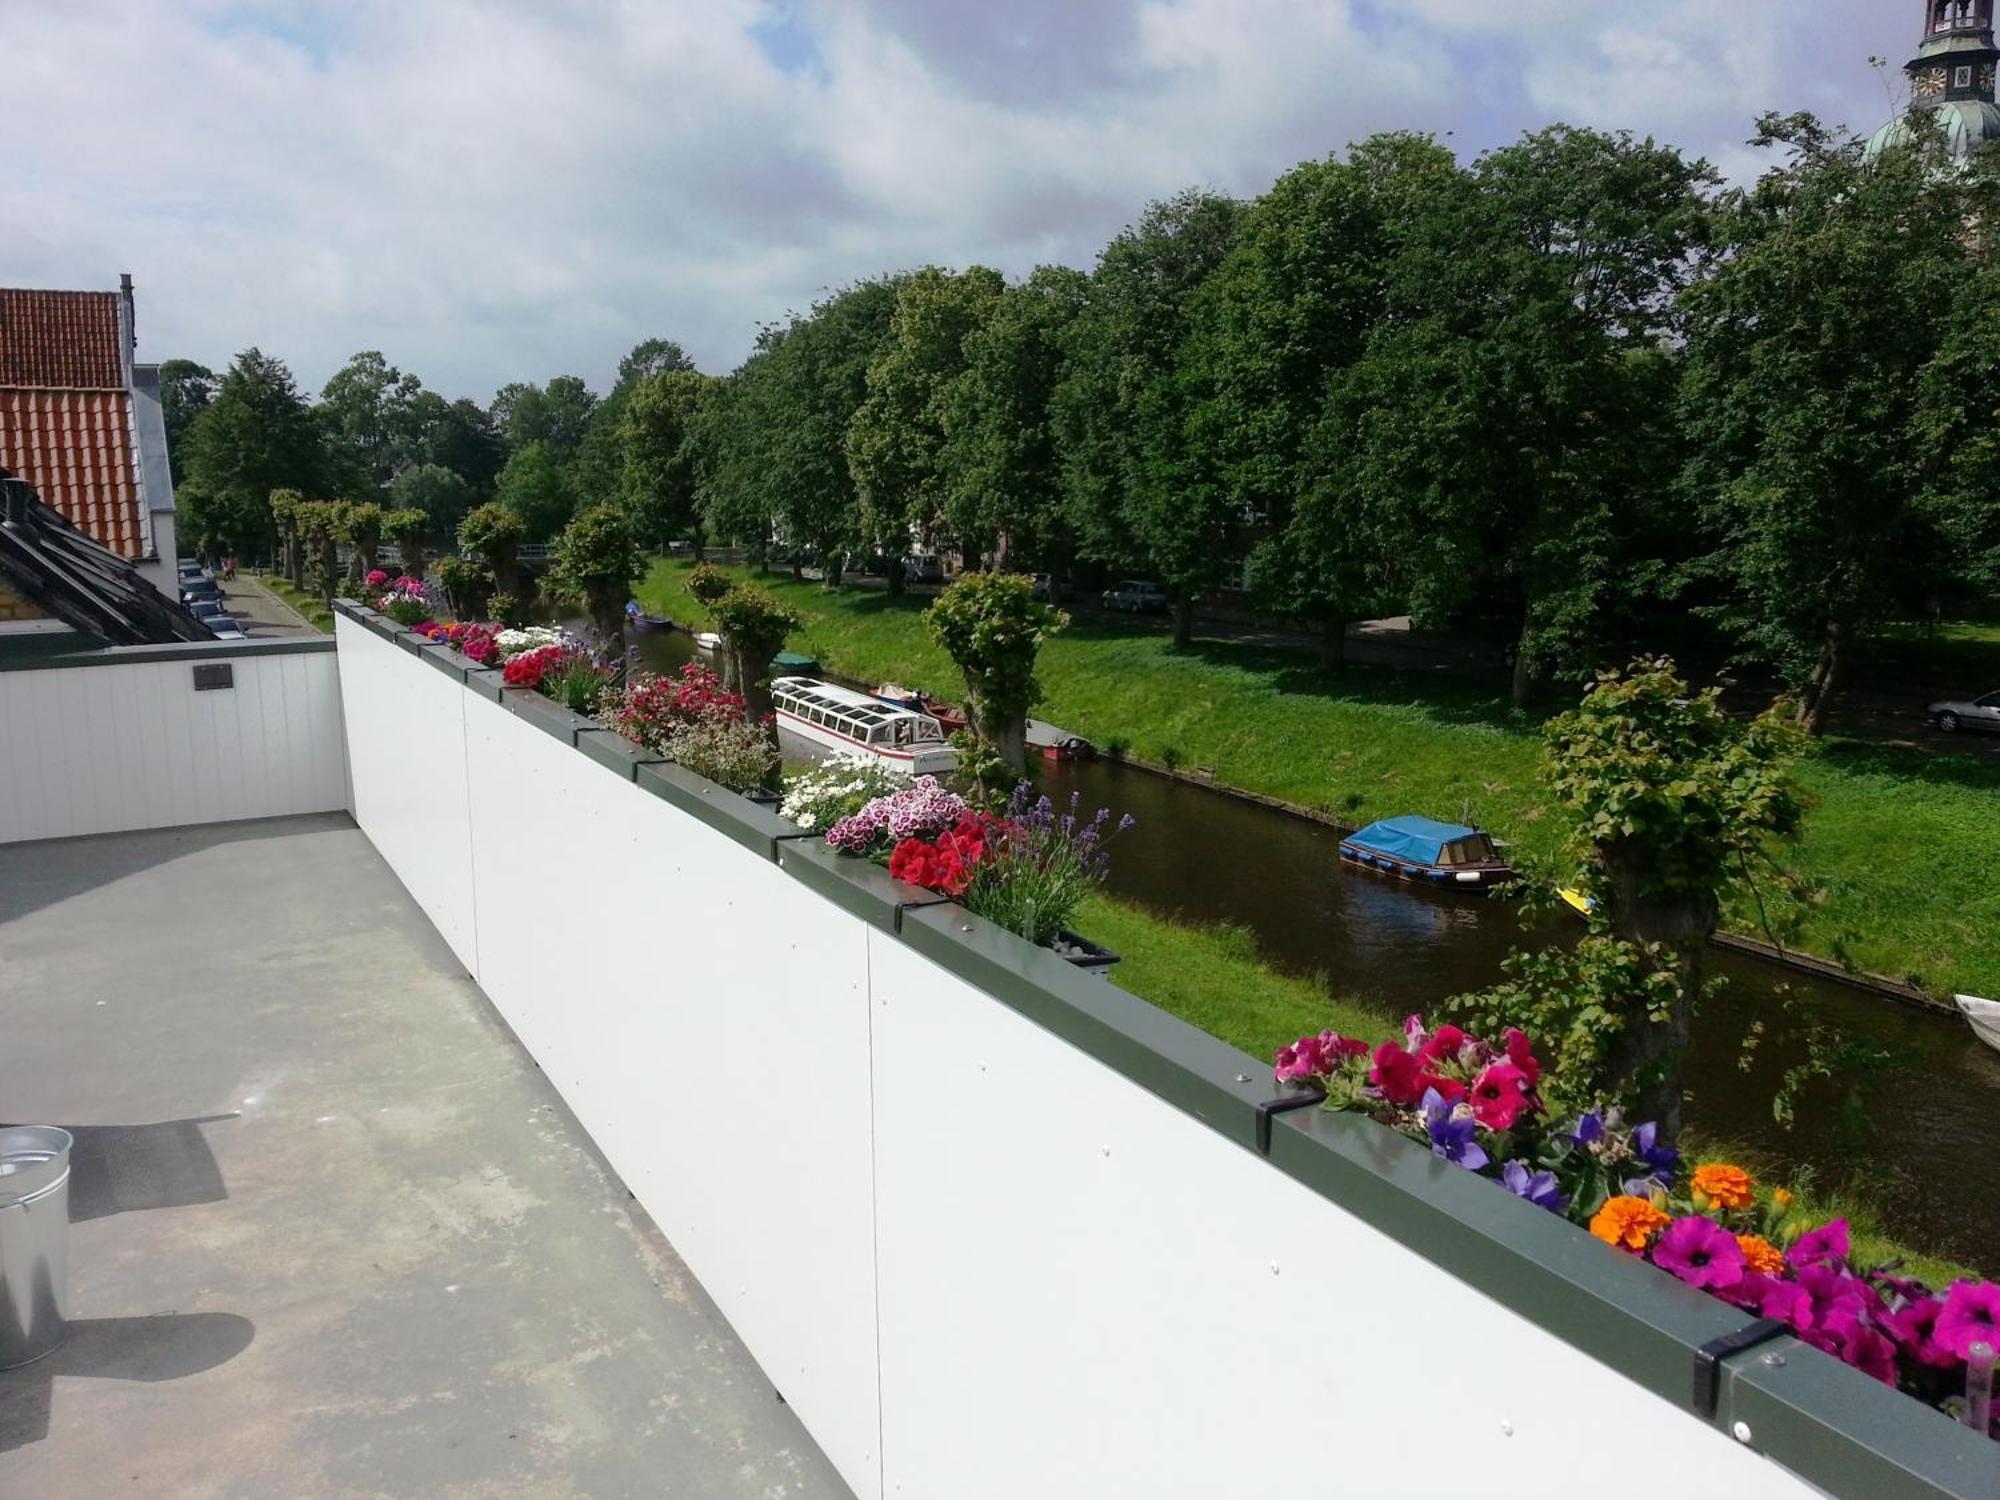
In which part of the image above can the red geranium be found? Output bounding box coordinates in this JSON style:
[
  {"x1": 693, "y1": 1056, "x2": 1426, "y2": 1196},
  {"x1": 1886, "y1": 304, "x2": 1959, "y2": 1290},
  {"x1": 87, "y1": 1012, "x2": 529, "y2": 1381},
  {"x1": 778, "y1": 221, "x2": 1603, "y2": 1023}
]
[{"x1": 503, "y1": 644, "x2": 567, "y2": 690}]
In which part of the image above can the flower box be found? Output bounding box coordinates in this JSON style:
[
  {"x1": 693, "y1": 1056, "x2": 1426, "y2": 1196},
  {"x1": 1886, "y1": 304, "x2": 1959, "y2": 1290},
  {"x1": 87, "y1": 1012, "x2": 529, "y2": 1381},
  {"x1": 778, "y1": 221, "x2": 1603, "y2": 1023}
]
[{"x1": 1050, "y1": 927, "x2": 1120, "y2": 975}]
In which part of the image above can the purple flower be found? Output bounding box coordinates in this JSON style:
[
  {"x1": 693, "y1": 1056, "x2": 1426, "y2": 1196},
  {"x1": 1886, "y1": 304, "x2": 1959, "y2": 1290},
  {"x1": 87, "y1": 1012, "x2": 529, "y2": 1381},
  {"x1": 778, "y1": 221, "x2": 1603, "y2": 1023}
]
[
  {"x1": 1787, "y1": 1219, "x2": 1851, "y2": 1271},
  {"x1": 1501, "y1": 1160, "x2": 1565, "y2": 1212},
  {"x1": 1421, "y1": 1088, "x2": 1488, "y2": 1171},
  {"x1": 1649, "y1": 1215, "x2": 1745, "y2": 1291},
  {"x1": 1630, "y1": 1121, "x2": 1678, "y2": 1185},
  {"x1": 1570, "y1": 1112, "x2": 1604, "y2": 1146},
  {"x1": 1935, "y1": 1281, "x2": 2000, "y2": 1361}
]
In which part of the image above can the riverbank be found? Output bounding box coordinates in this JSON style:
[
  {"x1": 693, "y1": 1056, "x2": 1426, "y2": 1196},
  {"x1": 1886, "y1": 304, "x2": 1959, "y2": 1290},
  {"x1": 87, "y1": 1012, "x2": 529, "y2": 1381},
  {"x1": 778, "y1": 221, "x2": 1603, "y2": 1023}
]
[
  {"x1": 637, "y1": 558, "x2": 2000, "y2": 1000},
  {"x1": 1086, "y1": 891, "x2": 1976, "y2": 1284}
]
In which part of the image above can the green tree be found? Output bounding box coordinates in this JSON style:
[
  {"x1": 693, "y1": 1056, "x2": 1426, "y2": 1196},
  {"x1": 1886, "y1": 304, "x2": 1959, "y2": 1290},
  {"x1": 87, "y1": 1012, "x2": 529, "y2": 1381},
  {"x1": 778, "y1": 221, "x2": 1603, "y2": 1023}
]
[
  {"x1": 573, "y1": 341, "x2": 698, "y2": 508},
  {"x1": 297, "y1": 500, "x2": 346, "y2": 602},
  {"x1": 179, "y1": 348, "x2": 327, "y2": 559},
  {"x1": 549, "y1": 503, "x2": 642, "y2": 653},
  {"x1": 493, "y1": 440, "x2": 574, "y2": 541},
  {"x1": 1680, "y1": 113, "x2": 1981, "y2": 733},
  {"x1": 708, "y1": 581, "x2": 799, "y2": 724},
  {"x1": 157, "y1": 358, "x2": 217, "y2": 482},
  {"x1": 492, "y1": 376, "x2": 597, "y2": 464},
  {"x1": 386, "y1": 463, "x2": 475, "y2": 538},
  {"x1": 941, "y1": 266, "x2": 1087, "y2": 571},
  {"x1": 924, "y1": 572, "x2": 1069, "y2": 774},
  {"x1": 847, "y1": 266, "x2": 1006, "y2": 590},
  {"x1": 694, "y1": 355, "x2": 779, "y2": 567},
  {"x1": 268, "y1": 488, "x2": 304, "y2": 587},
  {"x1": 319, "y1": 350, "x2": 426, "y2": 497},
  {"x1": 382, "y1": 507, "x2": 428, "y2": 579},
  {"x1": 1916, "y1": 263, "x2": 2000, "y2": 604},
  {"x1": 414, "y1": 395, "x2": 505, "y2": 497},
  {"x1": 340, "y1": 501, "x2": 386, "y2": 584},
  {"x1": 621, "y1": 369, "x2": 722, "y2": 550},
  {"x1": 458, "y1": 502, "x2": 527, "y2": 615},
  {"x1": 1054, "y1": 188, "x2": 1243, "y2": 644}
]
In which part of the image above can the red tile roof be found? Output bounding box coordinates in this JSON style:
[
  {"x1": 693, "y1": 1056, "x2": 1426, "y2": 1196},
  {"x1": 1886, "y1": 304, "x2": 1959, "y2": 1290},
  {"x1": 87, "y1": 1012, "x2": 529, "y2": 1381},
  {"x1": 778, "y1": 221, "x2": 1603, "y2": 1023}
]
[
  {"x1": 0, "y1": 288, "x2": 145, "y2": 558},
  {"x1": 0, "y1": 290, "x2": 124, "y2": 389},
  {"x1": 0, "y1": 390, "x2": 142, "y2": 558}
]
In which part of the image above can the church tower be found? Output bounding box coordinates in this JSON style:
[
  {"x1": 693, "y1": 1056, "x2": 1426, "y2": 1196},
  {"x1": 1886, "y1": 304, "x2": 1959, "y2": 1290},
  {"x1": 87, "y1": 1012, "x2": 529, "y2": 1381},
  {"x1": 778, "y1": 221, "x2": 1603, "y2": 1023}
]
[{"x1": 1867, "y1": 0, "x2": 2000, "y2": 162}]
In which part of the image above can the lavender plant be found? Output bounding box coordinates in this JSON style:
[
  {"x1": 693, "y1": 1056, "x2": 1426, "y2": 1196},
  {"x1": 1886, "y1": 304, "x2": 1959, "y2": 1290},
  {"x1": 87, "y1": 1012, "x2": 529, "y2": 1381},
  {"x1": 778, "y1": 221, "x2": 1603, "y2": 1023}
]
[{"x1": 961, "y1": 784, "x2": 1133, "y2": 948}]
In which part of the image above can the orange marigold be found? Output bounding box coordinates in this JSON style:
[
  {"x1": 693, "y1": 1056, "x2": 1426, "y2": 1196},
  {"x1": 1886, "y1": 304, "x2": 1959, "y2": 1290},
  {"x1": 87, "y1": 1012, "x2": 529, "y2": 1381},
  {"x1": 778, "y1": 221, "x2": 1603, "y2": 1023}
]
[
  {"x1": 1590, "y1": 1195, "x2": 1672, "y2": 1252},
  {"x1": 1737, "y1": 1234, "x2": 1785, "y2": 1276},
  {"x1": 1773, "y1": 1187, "x2": 1794, "y2": 1209},
  {"x1": 1691, "y1": 1163, "x2": 1755, "y2": 1211}
]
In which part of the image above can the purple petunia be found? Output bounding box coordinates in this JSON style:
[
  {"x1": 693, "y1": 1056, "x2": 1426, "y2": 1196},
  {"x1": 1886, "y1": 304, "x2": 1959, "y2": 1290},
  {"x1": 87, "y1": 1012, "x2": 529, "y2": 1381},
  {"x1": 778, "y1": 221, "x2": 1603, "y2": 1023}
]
[
  {"x1": 1420, "y1": 1088, "x2": 1488, "y2": 1171},
  {"x1": 1630, "y1": 1121, "x2": 1678, "y2": 1186},
  {"x1": 1935, "y1": 1280, "x2": 2000, "y2": 1361},
  {"x1": 1787, "y1": 1218, "x2": 1851, "y2": 1270},
  {"x1": 1501, "y1": 1160, "x2": 1565, "y2": 1213}
]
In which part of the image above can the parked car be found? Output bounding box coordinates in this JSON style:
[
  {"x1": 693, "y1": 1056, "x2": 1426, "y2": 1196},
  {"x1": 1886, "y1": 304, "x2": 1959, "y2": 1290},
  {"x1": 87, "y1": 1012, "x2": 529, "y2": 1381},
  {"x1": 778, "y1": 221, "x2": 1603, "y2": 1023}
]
[
  {"x1": 1927, "y1": 689, "x2": 2000, "y2": 735},
  {"x1": 1102, "y1": 579, "x2": 1170, "y2": 613},
  {"x1": 187, "y1": 599, "x2": 234, "y2": 624},
  {"x1": 206, "y1": 621, "x2": 248, "y2": 641},
  {"x1": 181, "y1": 580, "x2": 225, "y2": 605},
  {"x1": 904, "y1": 553, "x2": 946, "y2": 584}
]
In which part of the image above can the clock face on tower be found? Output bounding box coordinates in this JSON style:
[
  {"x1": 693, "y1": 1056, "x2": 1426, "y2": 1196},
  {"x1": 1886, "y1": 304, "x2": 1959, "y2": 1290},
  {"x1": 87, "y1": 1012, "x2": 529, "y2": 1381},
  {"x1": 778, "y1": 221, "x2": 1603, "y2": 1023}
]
[{"x1": 1916, "y1": 65, "x2": 1949, "y2": 97}]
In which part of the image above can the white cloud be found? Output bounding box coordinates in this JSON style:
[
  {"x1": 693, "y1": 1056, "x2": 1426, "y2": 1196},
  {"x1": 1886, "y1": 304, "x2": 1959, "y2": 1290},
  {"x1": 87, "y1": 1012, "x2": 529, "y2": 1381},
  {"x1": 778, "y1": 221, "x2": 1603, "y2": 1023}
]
[{"x1": 0, "y1": 0, "x2": 1909, "y2": 400}]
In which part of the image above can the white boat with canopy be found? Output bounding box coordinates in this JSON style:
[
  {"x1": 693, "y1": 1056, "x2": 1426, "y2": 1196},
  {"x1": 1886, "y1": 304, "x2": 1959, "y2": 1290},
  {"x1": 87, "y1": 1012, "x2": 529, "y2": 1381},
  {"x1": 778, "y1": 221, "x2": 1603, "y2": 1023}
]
[{"x1": 771, "y1": 676, "x2": 958, "y2": 776}]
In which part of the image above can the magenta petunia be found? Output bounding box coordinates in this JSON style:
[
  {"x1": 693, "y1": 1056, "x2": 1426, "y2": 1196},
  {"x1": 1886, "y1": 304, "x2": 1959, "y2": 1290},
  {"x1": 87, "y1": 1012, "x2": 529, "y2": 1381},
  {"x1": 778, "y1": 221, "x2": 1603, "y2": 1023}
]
[
  {"x1": 1502, "y1": 1027, "x2": 1541, "y2": 1089},
  {"x1": 1649, "y1": 1215, "x2": 1745, "y2": 1292},
  {"x1": 1370, "y1": 1042, "x2": 1426, "y2": 1106},
  {"x1": 1786, "y1": 1218, "x2": 1851, "y2": 1270},
  {"x1": 1812, "y1": 1307, "x2": 1899, "y2": 1385},
  {"x1": 1935, "y1": 1280, "x2": 2000, "y2": 1361},
  {"x1": 1881, "y1": 1296, "x2": 1960, "y2": 1370},
  {"x1": 1467, "y1": 1061, "x2": 1530, "y2": 1130}
]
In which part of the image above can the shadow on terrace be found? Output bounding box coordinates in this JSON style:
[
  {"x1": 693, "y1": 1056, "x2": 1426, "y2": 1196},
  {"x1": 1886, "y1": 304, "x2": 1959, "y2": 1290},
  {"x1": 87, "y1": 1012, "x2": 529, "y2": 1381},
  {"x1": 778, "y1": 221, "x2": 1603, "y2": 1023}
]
[{"x1": 0, "y1": 813, "x2": 849, "y2": 1498}]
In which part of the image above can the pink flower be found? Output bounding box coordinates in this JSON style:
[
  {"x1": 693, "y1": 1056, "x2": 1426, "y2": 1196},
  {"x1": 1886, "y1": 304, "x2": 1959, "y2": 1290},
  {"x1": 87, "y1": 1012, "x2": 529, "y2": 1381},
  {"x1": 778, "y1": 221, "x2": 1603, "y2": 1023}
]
[
  {"x1": 1370, "y1": 1042, "x2": 1426, "y2": 1106},
  {"x1": 1813, "y1": 1306, "x2": 1899, "y2": 1385},
  {"x1": 1649, "y1": 1215, "x2": 1745, "y2": 1292},
  {"x1": 1467, "y1": 1061, "x2": 1530, "y2": 1130},
  {"x1": 1503, "y1": 1027, "x2": 1542, "y2": 1089},
  {"x1": 1935, "y1": 1281, "x2": 2000, "y2": 1361},
  {"x1": 1274, "y1": 1032, "x2": 1365, "y2": 1083},
  {"x1": 365, "y1": 569, "x2": 389, "y2": 588},
  {"x1": 1417, "y1": 1024, "x2": 1468, "y2": 1066},
  {"x1": 1880, "y1": 1296, "x2": 1959, "y2": 1369},
  {"x1": 1786, "y1": 1218, "x2": 1851, "y2": 1270}
]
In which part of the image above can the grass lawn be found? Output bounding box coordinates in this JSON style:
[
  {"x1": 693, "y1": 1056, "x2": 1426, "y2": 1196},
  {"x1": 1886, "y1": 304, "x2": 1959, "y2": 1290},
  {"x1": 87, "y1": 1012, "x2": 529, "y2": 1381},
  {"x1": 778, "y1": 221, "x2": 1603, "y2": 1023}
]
[
  {"x1": 638, "y1": 558, "x2": 2000, "y2": 997},
  {"x1": 1085, "y1": 893, "x2": 1975, "y2": 1282},
  {"x1": 259, "y1": 574, "x2": 334, "y2": 633}
]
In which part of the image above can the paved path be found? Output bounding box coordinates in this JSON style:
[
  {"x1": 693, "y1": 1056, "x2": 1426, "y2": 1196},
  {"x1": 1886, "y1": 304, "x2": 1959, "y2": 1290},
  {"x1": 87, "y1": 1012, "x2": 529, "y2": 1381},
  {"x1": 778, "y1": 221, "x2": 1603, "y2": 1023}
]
[
  {"x1": 0, "y1": 814, "x2": 851, "y2": 1499},
  {"x1": 218, "y1": 573, "x2": 320, "y2": 637}
]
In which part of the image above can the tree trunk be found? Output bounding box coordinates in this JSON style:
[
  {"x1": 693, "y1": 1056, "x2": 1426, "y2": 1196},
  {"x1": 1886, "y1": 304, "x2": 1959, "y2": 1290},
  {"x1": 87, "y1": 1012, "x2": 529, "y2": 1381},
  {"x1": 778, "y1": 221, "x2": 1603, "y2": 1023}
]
[
  {"x1": 1318, "y1": 615, "x2": 1346, "y2": 671},
  {"x1": 729, "y1": 637, "x2": 779, "y2": 725},
  {"x1": 1171, "y1": 595, "x2": 1194, "y2": 649},
  {"x1": 1508, "y1": 601, "x2": 1539, "y2": 710},
  {"x1": 885, "y1": 557, "x2": 906, "y2": 597},
  {"x1": 1794, "y1": 620, "x2": 1846, "y2": 737},
  {"x1": 404, "y1": 543, "x2": 426, "y2": 581},
  {"x1": 824, "y1": 557, "x2": 845, "y2": 589},
  {"x1": 1602, "y1": 843, "x2": 1718, "y2": 1142}
]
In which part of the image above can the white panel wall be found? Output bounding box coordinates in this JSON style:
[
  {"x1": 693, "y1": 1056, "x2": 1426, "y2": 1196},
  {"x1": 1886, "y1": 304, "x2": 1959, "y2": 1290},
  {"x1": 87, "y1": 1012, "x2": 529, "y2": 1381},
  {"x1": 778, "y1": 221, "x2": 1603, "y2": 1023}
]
[
  {"x1": 335, "y1": 619, "x2": 479, "y2": 969},
  {"x1": 338, "y1": 625, "x2": 1836, "y2": 1500},
  {"x1": 0, "y1": 646, "x2": 347, "y2": 844}
]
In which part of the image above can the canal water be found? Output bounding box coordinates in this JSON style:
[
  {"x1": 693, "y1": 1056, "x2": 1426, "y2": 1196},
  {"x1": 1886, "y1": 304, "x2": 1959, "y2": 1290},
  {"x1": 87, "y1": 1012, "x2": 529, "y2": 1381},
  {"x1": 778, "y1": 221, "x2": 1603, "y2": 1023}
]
[{"x1": 629, "y1": 626, "x2": 1998, "y2": 1270}]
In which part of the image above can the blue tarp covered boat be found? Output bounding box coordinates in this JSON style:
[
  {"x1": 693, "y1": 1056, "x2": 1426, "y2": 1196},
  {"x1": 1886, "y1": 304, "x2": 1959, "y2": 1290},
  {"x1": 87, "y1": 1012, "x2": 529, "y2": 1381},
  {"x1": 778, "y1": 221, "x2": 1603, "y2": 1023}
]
[{"x1": 1338, "y1": 816, "x2": 1515, "y2": 889}]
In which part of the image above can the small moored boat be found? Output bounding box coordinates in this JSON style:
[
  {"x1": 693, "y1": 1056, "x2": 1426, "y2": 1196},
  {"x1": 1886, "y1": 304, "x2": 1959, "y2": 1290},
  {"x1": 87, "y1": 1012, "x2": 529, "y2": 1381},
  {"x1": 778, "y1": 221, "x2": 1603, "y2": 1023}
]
[
  {"x1": 1027, "y1": 718, "x2": 1095, "y2": 762},
  {"x1": 624, "y1": 603, "x2": 672, "y2": 632},
  {"x1": 875, "y1": 683, "x2": 970, "y2": 733},
  {"x1": 774, "y1": 650, "x2": 820, "y2": 675},
  {"x1": 1338, "y1": 816, "x2": 1515, "y2": 889},
  {"x1": 692, "y1": 631, "x2": 722, "y2": 652},
  {"x1": 772, "y1": 676, "x2": 958, "y2": 776},
  {"x1": 1958, "y1": 995, "x2": 2000, "y2": 1054}
]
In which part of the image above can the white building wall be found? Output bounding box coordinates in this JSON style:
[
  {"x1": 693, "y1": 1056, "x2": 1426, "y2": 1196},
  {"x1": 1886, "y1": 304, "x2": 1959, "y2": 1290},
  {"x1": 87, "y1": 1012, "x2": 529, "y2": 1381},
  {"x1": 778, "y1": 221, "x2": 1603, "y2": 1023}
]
[{"x1": 0, "y1": 643, "x2": 347, "y2": 845}]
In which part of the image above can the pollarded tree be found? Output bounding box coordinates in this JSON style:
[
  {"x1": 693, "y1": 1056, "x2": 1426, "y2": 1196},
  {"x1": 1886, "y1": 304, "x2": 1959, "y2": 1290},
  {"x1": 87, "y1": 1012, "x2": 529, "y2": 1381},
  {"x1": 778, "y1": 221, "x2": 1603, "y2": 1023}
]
[
  {"x1": 458, "y1": 502, "x2": 527, "y2": 620},
  {"x1": 297, "y1": 500, "x2": 346, "y2": 603},
  {"x1": 340, "y1": 501, "x2": 385, "y2": 585},
  {"x1": 268, "y1": 488, "x2": 304, "y2": 588},
  {"x1": 1464, "y1": 659, "x2": 1805, "y2": 1139},
  {"x1": 847, "y1": 266, "x2": 1006, "y2": 590},
  {"x1": 709, "y1": 582, "x2": 799, "y2": 725},
  {"x1": 383, "y1": 507, "x2": 428, "y2": 580},
  {"x1": 924, "y1": 572, "x2": 1069, "y2": 775},
  {"x1": 549, "y1": 503, "x2": 642, "y2": 654}
]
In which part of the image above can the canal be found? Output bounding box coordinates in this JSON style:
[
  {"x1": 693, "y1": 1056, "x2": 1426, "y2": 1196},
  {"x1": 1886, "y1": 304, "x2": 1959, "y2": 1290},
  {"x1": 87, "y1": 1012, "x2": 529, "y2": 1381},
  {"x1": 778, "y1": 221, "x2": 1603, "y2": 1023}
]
[{"x1": 630, "y1": 625, "x2": 1999, "y2": 1271}]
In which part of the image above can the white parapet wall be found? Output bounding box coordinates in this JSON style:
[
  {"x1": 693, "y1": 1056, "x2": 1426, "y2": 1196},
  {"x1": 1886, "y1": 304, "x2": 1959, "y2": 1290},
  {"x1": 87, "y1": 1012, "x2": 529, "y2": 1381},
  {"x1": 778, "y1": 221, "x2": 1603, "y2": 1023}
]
[
  {"x1": 334, "y1": 606, "x2": 1992, "y2": 1500},
  {"x1": 0, "y1": 639, "x2": 348, "y2": 845}
]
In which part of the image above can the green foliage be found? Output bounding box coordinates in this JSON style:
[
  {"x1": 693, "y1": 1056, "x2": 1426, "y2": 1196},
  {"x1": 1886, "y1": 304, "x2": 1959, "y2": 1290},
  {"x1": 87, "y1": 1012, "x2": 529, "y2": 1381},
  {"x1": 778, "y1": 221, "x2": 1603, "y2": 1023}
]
[
  {"x1": 179, "y1": 348, "x2": 327, "y2": 555},
  {"x1": 491, "y1": 375, "x2": 597, "y2": 464},
  {"x1": 847, "y1": 266, "x2": 1006, "y2": 571},
  {"x1": 387, "y1": 464, "x2": 474, "y2": 535},
  {"x1": 157, "y1": 358, "x2": 216, "y2": 479},
  {"x1": 685, "y1": 562, "x2": 733, "y2": 608},
  {"x1": 542, "y1": 653, "x2": 615, "y2": 715},
  {"x1": 924, "y1": 571, "x2": 1067, "y2": 769},
  {"x1": 435, "y1": 557, "x2": 491, "y2": 619},
  {"x1": 710, "y1": 581, "x2": 799, "y2": 654},
  {"x1": 945, "y1": 730, "x2": 1011, "y2": 809},
  {"x1": 457, "y1": 502, "x2": 525, "y2": 567},
  {"x1": 548, "y1": 503, "x2": 641, "y2": 637},
  {"x1": 318, "y1": 350, "x2": 427, "y2": 497},
  {"x1": 493, "y1": 440, "x2": 575, "y2": 541},
  {"x1": 1545, "y1": 658, "x2": 1806, "y2": 917},
  {"x1": 620, "y1": 369, "x2": 721, "y2": 548}
]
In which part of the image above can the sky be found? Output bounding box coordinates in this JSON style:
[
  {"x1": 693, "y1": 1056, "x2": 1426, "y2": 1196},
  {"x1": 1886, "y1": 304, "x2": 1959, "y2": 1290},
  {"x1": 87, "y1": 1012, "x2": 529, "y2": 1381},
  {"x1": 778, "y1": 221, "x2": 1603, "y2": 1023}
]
[{"x1": 6, "y1": 0, "x2": 1908, "y2": 403}]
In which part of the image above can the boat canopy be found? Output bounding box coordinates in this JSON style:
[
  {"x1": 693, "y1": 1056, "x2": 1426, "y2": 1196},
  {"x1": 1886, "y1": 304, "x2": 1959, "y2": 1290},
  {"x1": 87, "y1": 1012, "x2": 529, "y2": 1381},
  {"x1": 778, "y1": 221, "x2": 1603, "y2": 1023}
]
[{"x1": 1348, "y1": 816, "x2": 1485, "y2": 867}]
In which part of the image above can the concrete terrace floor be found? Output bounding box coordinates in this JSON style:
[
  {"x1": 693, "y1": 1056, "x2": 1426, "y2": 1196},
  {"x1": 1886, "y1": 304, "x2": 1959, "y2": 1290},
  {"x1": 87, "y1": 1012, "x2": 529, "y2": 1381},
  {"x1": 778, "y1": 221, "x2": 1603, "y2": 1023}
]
[{"x1": 0, "y1": 814, "x2": 851, "y2": 1499}]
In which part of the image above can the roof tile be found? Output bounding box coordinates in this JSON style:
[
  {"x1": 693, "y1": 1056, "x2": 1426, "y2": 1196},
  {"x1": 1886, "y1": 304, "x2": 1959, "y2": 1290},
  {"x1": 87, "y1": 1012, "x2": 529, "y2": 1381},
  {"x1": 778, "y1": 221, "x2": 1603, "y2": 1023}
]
[
  {"x1": 0, "y1": 290, "x2": 123, "y2": 389},
  {"x1": 0, "y1": 389, "x2": 142, "y2": 558}
]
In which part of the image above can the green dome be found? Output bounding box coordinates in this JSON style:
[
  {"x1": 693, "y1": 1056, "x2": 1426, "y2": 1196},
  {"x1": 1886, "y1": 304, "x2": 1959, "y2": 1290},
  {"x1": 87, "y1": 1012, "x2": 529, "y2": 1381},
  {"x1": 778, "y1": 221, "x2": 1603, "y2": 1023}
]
[{"x1": 1866, "y1": 98, "x2": 2000, "y2": 162}]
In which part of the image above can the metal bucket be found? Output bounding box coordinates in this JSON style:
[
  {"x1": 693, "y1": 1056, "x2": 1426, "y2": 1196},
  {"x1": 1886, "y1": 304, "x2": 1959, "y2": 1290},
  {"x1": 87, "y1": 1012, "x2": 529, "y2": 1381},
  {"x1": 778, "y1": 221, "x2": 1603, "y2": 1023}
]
[{"x1": 0, "y1": 1126, "x2": 72, "y2": 1369}]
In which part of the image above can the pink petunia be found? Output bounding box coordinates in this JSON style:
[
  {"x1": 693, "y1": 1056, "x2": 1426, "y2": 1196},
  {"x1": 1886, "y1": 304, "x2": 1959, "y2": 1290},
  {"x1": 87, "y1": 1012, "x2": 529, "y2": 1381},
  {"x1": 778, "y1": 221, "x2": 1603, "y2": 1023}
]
[
  {"x1": 1467, "y1": 1060, "x2": 1531, "y2": 1130},
  {"x1": 1370, "y1": 1042, "x2": 1426, "y2": 1107},
  {"x1": 1934, "y1": 1281, "x2": 2000, "y2": 1361},
  {"x1": 1649, "y1": 1215, "x2": 1745, "y2": 1292},
  {"x1": 1786, "y1": 1218, "x2": 1851, "y2": 1270}
]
